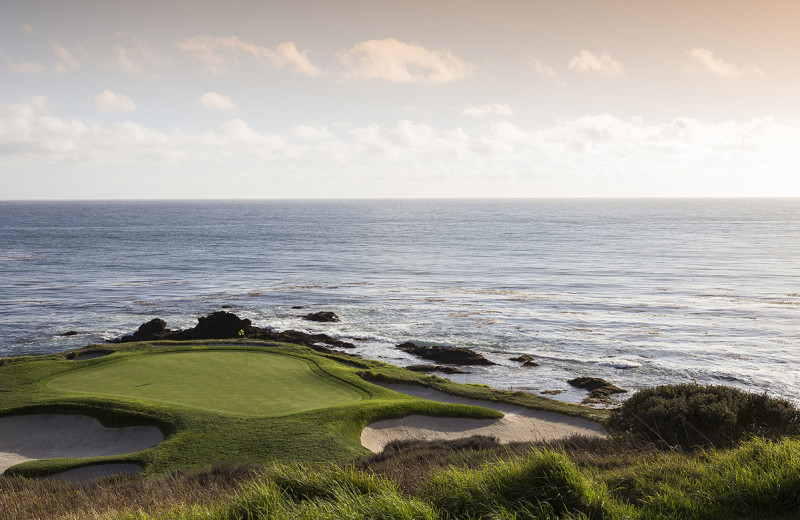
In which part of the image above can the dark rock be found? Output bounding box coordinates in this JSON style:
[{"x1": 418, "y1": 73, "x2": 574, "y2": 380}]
[
  {"x1": 568, "y1": 377, "x2": 627, "y2": 404},
  {"x1": 221, "y1": 304, "x2": 232, "y2": 309},
  {"x1": 511, "y1": 354, "x2": 539, "y2": 366},
  {"x1": 396, "y1": 342, "x2": 496, "y2": 366},
  {"x1": 61, "y1": 331, "x2": 80, "y2": 336},
  {"x1": 253, "y1": 329, "x2": 356, "y2": 349},
  {"x1": 169, "y1": 312, "x2": 254, "y2": 340},
  {"x1": 114, "y1": 318, "x2": 170, "y2": 343},
  {"x1": 303, "y1": 311, "x2": 340, "y2": 323},
  {"x1": 113, "y1": 312, "x2": 357, "y2": 350},
  {"x1": 406, "y1": 364, "x2": 471, "y2": 374},
  {"x1": 291, "y1": 305, "x2": 307, "y2": 309}
]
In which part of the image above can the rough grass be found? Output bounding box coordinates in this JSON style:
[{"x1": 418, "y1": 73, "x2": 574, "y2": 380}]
[{"x1": 3, "y1": 437, "x2": 800, "y2": 519}]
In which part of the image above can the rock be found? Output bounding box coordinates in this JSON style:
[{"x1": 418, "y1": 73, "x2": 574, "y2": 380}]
[
  {"x1": 510, "y1": 355, "x2": 539, "y2": 367},
  {"x1": 396, "y1": 342, "x2": 496, "y2": 366},
  {"x1": 540, "y1": 390, "x2": 564, "y2": 395},
  {"x1": 113, "y1": 312, "x2": 357, "y2": 350},
  {"x1": 303, "y1": 311, "x2": 340, "y2": 323},
  {"x1": 406, "y1": 364, "x2": 471, "y2": 374},
  {"x1": 220, "y1": 304, "x2": 232, "y2": 309},
  {"x1": 291, "y1": 305, "x2": 307, "y2": 309},
  {"x1": 568, "y1": 377, "x2": 627, "y2": 404},
  {"x1": 114, "y1": 318, "x2": 170, "y2": 343},
  {"x1": 61, "y1": 331, "x2": 80, "y2": 336},
  {"x1": 171, "y1": 312, "x2": 254, "y2": 340}
]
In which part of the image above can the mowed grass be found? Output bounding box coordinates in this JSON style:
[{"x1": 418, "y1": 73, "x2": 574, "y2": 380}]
[{"x1": 47, "y1": 351, "x2": 365, "y2": 416}]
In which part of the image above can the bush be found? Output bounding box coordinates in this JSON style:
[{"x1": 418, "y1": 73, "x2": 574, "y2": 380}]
[{"x1": 606, "y1": 383, "x2": 800, "y2": 450}]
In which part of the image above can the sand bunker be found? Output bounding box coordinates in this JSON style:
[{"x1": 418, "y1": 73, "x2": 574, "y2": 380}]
[
  {"x1": 0, "y1": 414, "x2": 163, "y2": 474},
  {"x1": 361, "y1": 383, "x2": 606, "y2": 453}
]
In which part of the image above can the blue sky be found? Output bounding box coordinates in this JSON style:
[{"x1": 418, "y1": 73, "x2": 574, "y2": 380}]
[{"x1": 1, "y1": 0, "x2": 799, "y2": 199}]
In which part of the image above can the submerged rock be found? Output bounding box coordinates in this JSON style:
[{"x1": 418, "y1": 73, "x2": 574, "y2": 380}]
[
  {"x1": 510, "y1": 355, "x2": 540, "y2": 367},
  {"x1": 568, "y1": 376, "x2": 627, "y2": 404},
  {"x1": 303, "y1": 311, "x2": 340, "y2": 323},
  {"x1": 396, "y1": 342, "x2": 496, "y2": 366},
  {"x1": 406, "y1": 364, "x2": 471, "y2": 374}
]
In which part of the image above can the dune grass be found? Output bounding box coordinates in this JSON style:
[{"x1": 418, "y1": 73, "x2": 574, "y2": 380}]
[{"x1": 47, "y1": 350, "x2": 366, "y2": 416}]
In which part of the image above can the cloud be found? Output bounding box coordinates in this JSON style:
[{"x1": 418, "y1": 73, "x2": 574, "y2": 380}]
[
  {"x1": 22, "y1": 24, "x2": 35, "y2": 35},
  {"x1": 198, "y1": 92, "x2": 237, "y2": 112},
  {"x1": 685, "y1": 48, "x2": 763, "y2": 78},
  {"x1": 2, "y1": 97, "x2": 798, "y2": 197},
  {"x1": 178, "y1": 36, "x2": 321, "y2": 77},
  {"x1": 113, "y1": 32, "x2": 171, "y2": 75},
  {"x1": 6, "y1": 44, "x2": 82, "y2": 74},
  {"x1": 461, "y1": 104, "x2": 513, "y2": 117},
  {"x1": 91, "y1": 91, "x2": 136, "y2": 114},
  {"x1": 529, "y1": 57, "x2": 558, "y2": 78},
  {"x1": 569, "y1": 50, "x2": 623, "y2": 75},
  {"x1": 337, "y1": 38, "x2": 475, "y2": 84}
]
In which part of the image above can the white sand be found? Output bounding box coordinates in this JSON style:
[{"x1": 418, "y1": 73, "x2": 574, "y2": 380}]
[
  {"x1": 0, "y1": 414, "x2": 164, "y2": 473},
  {"x1": 361, "y1": 383, "x2": 606, "y2": 453}
]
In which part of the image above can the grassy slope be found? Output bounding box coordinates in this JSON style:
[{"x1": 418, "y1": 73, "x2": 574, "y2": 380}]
[{"x1": 0, "y1": 341, "x2": 520, "y2": 477}]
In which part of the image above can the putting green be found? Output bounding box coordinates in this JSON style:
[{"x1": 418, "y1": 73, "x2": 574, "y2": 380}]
[{"x1": 47, "y1": 350, "x2": 365, "y2": 416}]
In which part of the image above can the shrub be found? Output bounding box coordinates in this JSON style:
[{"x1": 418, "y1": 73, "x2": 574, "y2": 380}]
[{"x1": 606, "y1": 383, "x2": 800, "y2": 450}]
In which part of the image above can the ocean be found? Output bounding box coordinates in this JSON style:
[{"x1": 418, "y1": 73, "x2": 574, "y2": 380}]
[{"x1": 1, "y1": 199, "x2": 798, "y2": 405}]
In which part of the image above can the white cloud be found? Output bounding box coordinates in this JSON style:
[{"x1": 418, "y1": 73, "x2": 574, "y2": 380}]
[
  {"x1": 113, "y1": 32, "x2": 171, "y2": 75},
  {"x1": 6, "y1": 44, "x2": 82, "y2": 74},
  {"x1": 2, "y1": 97, "x2": 798, "y2": 197},
  {"x1": 685, "y1": 48, "x2": 763, "y2": 78},
  {"x1": 198, "y1": 92, "x2": 237, "y2": 112},
  {"x1": 292, "y1": 124, "x2": 333, "y2": 141},
  {"x1": 21, "y1": 24, "x2": 35, "y2": 35},
  {"x1": 178, "y1": 36, "x2": 321, "y2": 77},
  {"x1": 569, "y1": 50, "x2": 623, "y2": 75},
  {"x1": 337, "y1": 38, "x2": 475, "y2": 84},
  {"x1": 530, "y1": 57, "x2": 558, "y2": 78},
  {"x1": 461, "y1": 103, "x2": 513, "y2": 117},
  {"x1": 91, "y1": 90, "x2": 136, "y2": 114}
]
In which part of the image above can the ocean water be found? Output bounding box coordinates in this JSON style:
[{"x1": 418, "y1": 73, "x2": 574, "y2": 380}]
[{"x1": 1, "y1": 199, "x2": 798, "y2": 405}]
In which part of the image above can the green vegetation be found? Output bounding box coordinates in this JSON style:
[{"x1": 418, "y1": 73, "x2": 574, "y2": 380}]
[
  {"x1": 95, "y1": 437, "x2": 799, "y2": 519},
  {"x1": 48, "y1": 350, "x2": 365, "y2": 416},
  {"x1": 0, "y1": 341, "x2": 505, "y2": 477},
  {"x1": 607, "y1": 383, "x2": 800, "y2": 450}
]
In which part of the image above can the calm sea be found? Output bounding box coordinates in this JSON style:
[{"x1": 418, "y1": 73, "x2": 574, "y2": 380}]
[{"x1": 1, "y1": 199, "x2": 798, "y2": 405}]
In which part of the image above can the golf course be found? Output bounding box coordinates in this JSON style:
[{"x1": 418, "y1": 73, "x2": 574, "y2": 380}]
[{"x1": 0, "y1": 340, "x2": 603, "y2": 479}]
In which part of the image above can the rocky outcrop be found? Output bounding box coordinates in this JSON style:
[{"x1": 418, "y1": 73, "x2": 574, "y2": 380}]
[
  {"x1": 396, "y1": 342, "x2": 495, "y2": 366},
  {"x1": 113, "y1": 312, "x2": 356, "y2": 350},
  {"x1": 568, "y1": 377, "x2": 627, "y2": 404},
  {"x1": 405, "y1": 364, "x2": 471, "y2": 374},
  {"x1": 169, "y1": 312, "x2": 254, "y2": 340},
  {"x1": 303, "y1": 311, "x2": 340, "y2": 323},
  {"x1": 115, "y1": 318, "x2": 170, "y2": 343}
]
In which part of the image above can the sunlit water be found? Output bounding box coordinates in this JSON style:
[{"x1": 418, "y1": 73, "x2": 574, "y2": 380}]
[{"x1": 1, "y1": 199, "x2": 798, "y2": 405}]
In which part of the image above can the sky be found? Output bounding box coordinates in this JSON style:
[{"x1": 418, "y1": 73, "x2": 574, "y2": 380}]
[{"x1": 1, "y1": 0, "x2": 799, "y2": 199}]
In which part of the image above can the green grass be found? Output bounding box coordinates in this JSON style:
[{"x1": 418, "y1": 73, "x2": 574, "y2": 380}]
[
  {"x1": 112, "y1": 438, "x2": 800, "y2": 520},
  {"x1": 47, "y1": 350, "x2": 365, "y2": 416},
  {"x1": 0, "y1": 341, "x2": 516, "y2": 477}
]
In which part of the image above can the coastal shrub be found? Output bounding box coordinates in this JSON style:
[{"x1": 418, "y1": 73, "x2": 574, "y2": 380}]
[
  {"x1": 426, "y1": 449, "x2": 614, "y2": 519},
  {"x1": 606, "y1": 383, "x2": 800, "y2": 450}
]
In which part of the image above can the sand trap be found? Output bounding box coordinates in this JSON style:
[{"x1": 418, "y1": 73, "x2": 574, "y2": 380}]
[
  {"x1": 361, "y1": 383, "x2": 606, "y2": 453},
  {"x1": 0, "y1": 414, "x2": 163, "y2": 474}
]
